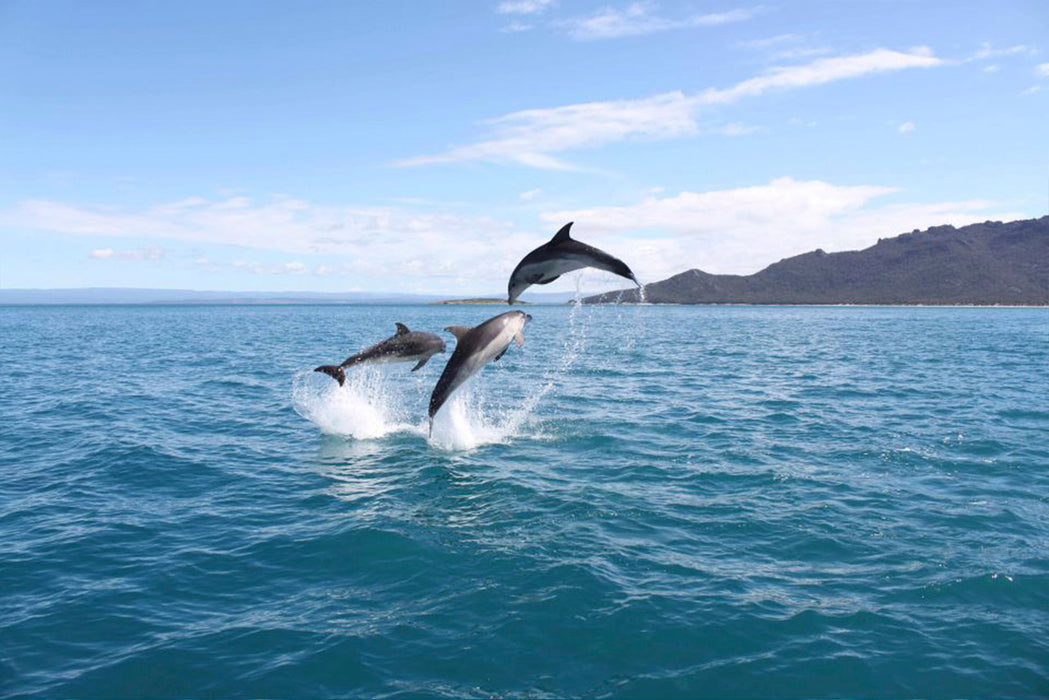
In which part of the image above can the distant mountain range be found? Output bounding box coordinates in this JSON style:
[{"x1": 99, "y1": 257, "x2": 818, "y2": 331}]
[
  {"x1": 0, "y1": 287, "x2": 580, "y2": 305},
  {"x1": 585, "y1": 216, "x2": 1049, "y2": 306}
]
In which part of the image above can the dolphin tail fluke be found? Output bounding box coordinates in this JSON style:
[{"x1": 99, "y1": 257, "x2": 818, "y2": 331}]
[{"x1": 314, "y1": 365, "x2": 346, "y2": 386}]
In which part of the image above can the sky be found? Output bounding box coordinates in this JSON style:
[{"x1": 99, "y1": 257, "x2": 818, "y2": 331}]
[{"x1": 1, "y1": 0, "x2": 1048, "y2": 296}]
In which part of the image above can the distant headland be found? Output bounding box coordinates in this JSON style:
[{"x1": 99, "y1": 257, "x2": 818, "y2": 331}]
[
  {"x1": 435, "y1": 298, "x2": 524, "y2": 305},
  {"x1": 584, "y1": 216, "x2": 1049, "y2": 306}
]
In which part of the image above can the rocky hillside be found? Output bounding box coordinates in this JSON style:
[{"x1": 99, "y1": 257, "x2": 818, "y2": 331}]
[{"x1": 584, "y1": 216, "x2": 1049, "y2": 305}]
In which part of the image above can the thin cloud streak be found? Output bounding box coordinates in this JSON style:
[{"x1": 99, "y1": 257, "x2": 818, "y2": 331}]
[
  {"x1": 560, "y1": 3, "x2": 759, "y2": 41},
  {"x1": 396, "y1": 48, "x2": 944, "y2": 169},
  {"x1": 5, "y1": 177, "x2": 1023, "y2": 293}
]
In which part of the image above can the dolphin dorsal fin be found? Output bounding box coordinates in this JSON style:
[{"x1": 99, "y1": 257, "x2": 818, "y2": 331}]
[
  {"x1": 444, "y1": 326, "x2": 472, "y2": 342},
  {"x1": 550, "y1": 222, "x2": 573, "y2": 244},
  {"x1": 394, "y1": 322, "x2": 410, "y2": 336}
]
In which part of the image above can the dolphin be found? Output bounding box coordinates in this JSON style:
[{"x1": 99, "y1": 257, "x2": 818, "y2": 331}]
[
  {"x1": 428, "y1": 310, "x2": 532, "y2": 435},
  {"x1": 314, "y1": 322, "x2": 446, "y2": 386},
  {"x1": 507, "y1": 222, "x2": 640, "y2": 304}
]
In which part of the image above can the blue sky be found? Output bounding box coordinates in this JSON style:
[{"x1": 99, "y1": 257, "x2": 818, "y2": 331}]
[{"x1": 1, "y1": 0, "x2": 1047, "y2": 295}]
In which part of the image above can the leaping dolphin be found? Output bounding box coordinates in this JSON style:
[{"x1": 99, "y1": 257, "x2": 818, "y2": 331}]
[
  {"x1": 314, "y1": 322, "x2": 446, "y2": 386},
  {"x1": 507, "y1": 222, "x2": 640, "y2": 304},
  {"x1": 428, "y1": 310, "x2": 532, "y2": 435}
]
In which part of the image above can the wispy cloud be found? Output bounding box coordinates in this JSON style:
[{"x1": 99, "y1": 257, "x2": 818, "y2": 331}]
[
  {"x1": 396, "y1": 90, "x2": 699, "y2": 170},
  {"x1": 559, "y1": 2, "x2": 759, "y2": 41},
  {"x1": 232, "y1": 260, "x2": 309, "y2": 275},
  {"x1": 739, "y1": 33, "x2": 803, "y2": 50},
  {"x1": 737, "y1": 32, "x2": 830, "y2": 61},
  {"x1": 541, "y1": 178, "x2": 1022, "y2": 277},
  {"x1": 397, "y1": 48, "x2": 944, "y2": 169},
  {"x1": 695, "y1": 47, "x2": 942, "y2": 105},
  {"x1": 1037, "y1": 63, "x2": 1049, "y2": 77},
  {"x1": 499, "y1": 21, "x2": 534, "y2": 33},
  {"x1": 969, "y1": 43, "x2": 1035, "y2": 61},
  {"x1": 7, "y1": 179, "x2": 1024, "y2": 292},
  {"x1": 89, "y1": 246, "x2": 164, "y2": 260},
  {"x1": 898, "y1": 121, "x2": 915, "y2": 134},
  {"x1": 4, "y1": 195, "x2": 539, "y2": 293},
  {"x1": 496, "y1": 0, "x2": 555, "y2": 15}
]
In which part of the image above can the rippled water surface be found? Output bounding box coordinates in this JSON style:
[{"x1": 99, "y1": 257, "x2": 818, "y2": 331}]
[{"x1": 2, "y1": 304, "x2": 1048, "y2": 698}]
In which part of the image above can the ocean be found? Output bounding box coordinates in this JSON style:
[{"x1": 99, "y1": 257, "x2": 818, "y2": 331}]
[{"x1": 2, "y1": 303, "x2": 1048, "y2": 698}]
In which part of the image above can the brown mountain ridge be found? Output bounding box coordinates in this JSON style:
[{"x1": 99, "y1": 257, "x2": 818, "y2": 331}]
[{"x1": 584, "y1": 215, "x2": 1049, "y2": 306}]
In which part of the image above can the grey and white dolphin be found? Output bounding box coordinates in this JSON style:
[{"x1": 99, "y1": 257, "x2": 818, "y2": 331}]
[
  {"x1": 314, "y1": 322, "x2": 446, "y2": 386},
  {"x1": 507, "y1": 222, "x2": 640, "y2": 304},
  {"x1": 428, "y1": 310, "x2": 532, "y2": 435}
]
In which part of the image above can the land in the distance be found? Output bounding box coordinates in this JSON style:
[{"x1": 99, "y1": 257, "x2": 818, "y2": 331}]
[
  {"x1": 435, "y1": 298, "x2": 524, "y2": 305},
  {"x1": 585, "y1": 216, "x2": 1049, "y2": 306},
  {"x1": 5, "y1": 217, "x2": 1047, "y2": 307}
]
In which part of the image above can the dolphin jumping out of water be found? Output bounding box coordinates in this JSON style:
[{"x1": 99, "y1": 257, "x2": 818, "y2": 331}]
[
  {"x1": 507, "y1": 222, "x2": 640, "y2": 304},
  {"x1": 428, "y1": 310, "x2": 532, "y2": 435},
  {"x1": 314, "y1": 323, "x2": 446, "y2": 386}
]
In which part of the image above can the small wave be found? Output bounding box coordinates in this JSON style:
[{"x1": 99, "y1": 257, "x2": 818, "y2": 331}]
[{"x1": 291, "y1": 368, "x2": 417, "y2": 440}]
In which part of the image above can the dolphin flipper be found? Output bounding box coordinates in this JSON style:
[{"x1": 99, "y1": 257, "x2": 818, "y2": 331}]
[
  {"x1": 411, "y1": 357, "x2": 431, "y2": 372},
  {"x1": 494, "y1": 347, "x2": 508, "y2": 362}
]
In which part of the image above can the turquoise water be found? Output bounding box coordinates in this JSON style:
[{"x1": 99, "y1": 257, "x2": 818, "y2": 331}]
[{"x1": 2, "y1": 304, "x2": 1048, "y2": 698}]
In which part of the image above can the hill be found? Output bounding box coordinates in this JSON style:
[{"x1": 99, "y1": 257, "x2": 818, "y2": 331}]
[{"x1": 583, "y1": 216, "x2": 1049, "y2": 306}]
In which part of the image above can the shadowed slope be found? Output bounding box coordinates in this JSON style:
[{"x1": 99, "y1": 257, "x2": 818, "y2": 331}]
[{"x1": 584, "y1": 216, "x2": 1049, "y2": 305}]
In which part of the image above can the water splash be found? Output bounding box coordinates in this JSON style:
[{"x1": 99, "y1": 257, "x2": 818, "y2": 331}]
[
  {"x1": 291, "y1": 367, "x2": 417, "y2": 440},
  {"x1": 428, "y1": 283, "x2": 594, "y2": 451}
]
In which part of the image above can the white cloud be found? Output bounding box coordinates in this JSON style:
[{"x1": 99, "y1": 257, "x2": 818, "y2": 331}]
[
  {"x1": 1036, "y1": 63, "x2": 1049, "y2": 77},
  {"x1": 739, "y1": 33, "x2": 803, "y2": 50},
  {"x1": 560, "y1": 2, "x2": 758, "y2": 40},
  {"x1": 397, "y1": 48, "x2": 943, "y2": 169},
  {"x1": 4, "y1": 195, "x2": 548, "y2": 294},
  {"x1": 970, "y1": 43, "x2": 1034, "y2": 61},
  {"x1": 396, "y1": 90, "x2": 698, "y2": 169},
  {"x1": 695, "y1": 48, "x2": 942, "y2": 105},
  {"x1": 9, "y1": 179, "x2": 1028, "y2": 293},
  {"x1": 709, "y1": 122, "x2": 764, "y2": 136},
  {"x1": 769, "y1": 46, "x2": 833, "y2": 61},
  {"x1": 541, "y1": 177, "x2": 1022, "y2": 278},
  {"x1": 519, "y1": 188, "x2": 542, "y2": 200},
  {"x1": 88, "y1": 246, "x2": 163, "y2": 260},
  {"x1": 898, "y1": 121, "x2": 915, "y2": 134},
  {"x1": 983, "y1": 64, "x2": 1000, "y2": 73},
  {"x1": 500, "y1": 21, "x2": 534, "y2": 33},
  {"x1": 1020, "y1": 85, "x2": 1043, "y2": 96},
  {"x1": 496, "y1": 0, "x2": 555, "y2": 15}
]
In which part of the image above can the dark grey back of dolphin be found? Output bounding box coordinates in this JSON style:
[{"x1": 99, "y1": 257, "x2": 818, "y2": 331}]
[
  {"x1": 314, "y1": 322, "x2": 446, "y2": 386},
  {"x1": 428, "y1": 311, "x2": 530, "y2": 434},
  {"x1": 507, "y1": 222, "x2": 639, "y2": 303}
]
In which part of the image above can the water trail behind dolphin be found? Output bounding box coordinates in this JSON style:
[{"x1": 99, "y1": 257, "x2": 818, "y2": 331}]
[
  {"x1": 428, "y1": 275, "x2": 594, "y2": 451},
  {"x1": 292, "y1": 367, "x2": 418, "y2": 440}
]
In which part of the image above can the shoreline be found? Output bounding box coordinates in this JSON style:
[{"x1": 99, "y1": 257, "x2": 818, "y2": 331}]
[{"x1": 1, "y1": 301, "x2": 1046, "y2": 309}]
